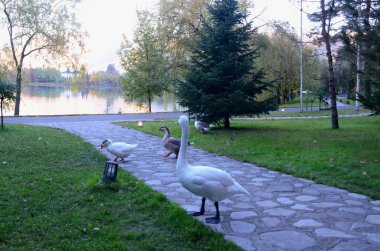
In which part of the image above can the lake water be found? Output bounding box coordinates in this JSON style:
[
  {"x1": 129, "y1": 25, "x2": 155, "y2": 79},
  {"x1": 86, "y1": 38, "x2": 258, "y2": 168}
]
[{"x1": 4, "y1": 83, "x2": 180, "y2": 116}]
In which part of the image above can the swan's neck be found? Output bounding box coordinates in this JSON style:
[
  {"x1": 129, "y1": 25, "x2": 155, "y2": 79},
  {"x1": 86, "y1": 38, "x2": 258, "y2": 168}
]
[
  {"x1": 195, "y1": 115, "x2": 199, "y2": 123},
  {"x1": 162, "y1": 130, "x2": 170, "y2": 140},
  {"x1": 177, "y1": 123, "x2": 189, "y2": 170}
]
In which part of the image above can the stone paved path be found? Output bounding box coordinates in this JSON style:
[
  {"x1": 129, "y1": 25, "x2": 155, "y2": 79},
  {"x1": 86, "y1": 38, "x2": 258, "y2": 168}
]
[{"x1": 27, "y1": 119, "x2": 380, "y2": 251}]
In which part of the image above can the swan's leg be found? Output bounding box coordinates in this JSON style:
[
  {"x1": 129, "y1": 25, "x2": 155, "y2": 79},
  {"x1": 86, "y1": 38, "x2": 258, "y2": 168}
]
[
  {"x1": 206, "y1": 201, "x2": 220, "y2": 224},
  {"x1": 191, "y1": 197, "x2": 206, "y2": 216},
  {"x1": 114, "y1": 157, "x2": 118, "y2": 161}
]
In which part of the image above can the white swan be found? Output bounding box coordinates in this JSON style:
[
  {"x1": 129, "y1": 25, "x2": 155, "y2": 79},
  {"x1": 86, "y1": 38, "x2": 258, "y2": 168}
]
[
  {"x1": 176, "y1": 115, "x2": 249, "y2": 224},
  {"x1": 100, "y1": 139, "x2": 138, "y2": 162}
]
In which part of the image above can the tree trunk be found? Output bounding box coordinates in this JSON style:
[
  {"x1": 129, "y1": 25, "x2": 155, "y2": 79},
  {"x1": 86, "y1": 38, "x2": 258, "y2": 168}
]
[
  {"x1": 321, "y1": 0, "x2": 339, "y2": 129},
  {"x1": 14, "y1": 67, "x2": 22, "y2": 116},
  {"x1": 148, "y1": 95, "x2": 152, "y2": 113},
  {"x1": 275, "y1": 85, "x2": 281, "y2": 104},
  {"x1": 224, "y1": 114, "x2": 230, "y2": 129}
]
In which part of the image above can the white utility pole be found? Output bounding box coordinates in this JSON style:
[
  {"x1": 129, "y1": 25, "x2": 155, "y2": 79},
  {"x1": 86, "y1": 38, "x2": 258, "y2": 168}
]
[
  {"x1": 300, "y1": 0, "x2": 304, "y2": 112},
  {"x1": 355, "y1": 43, "x2": 361, "y2": 111},
  {"x1": 355, "y1": 5, "x2": 362, "y2": 111}
]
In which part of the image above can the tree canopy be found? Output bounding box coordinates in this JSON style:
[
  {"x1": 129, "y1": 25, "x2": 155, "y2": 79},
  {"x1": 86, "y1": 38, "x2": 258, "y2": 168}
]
[
  {"x1": 119, "y1": 10, "x2": 168, "y2": 113},
  {"x1": 339, "y1": 0, "x2": 380, "y2": 115},
  {"x1": 256, "y1": 22, "x2": 323, "y2": 105},
  {"x1": 0, "y1": 0, "x2": 84, "y2": 115}
]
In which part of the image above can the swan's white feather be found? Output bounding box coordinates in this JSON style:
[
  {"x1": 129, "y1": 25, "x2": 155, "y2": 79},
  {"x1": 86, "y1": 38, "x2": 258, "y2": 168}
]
[
  {"x1": 108, "y1": 142, "x2": 138, "y2": 157},
  {"x1": 101, "y1": 139, "x2": 138, "y2": 159},
  {"x1": 179, "y1": 164, "x2": 248, "y2": 202}
]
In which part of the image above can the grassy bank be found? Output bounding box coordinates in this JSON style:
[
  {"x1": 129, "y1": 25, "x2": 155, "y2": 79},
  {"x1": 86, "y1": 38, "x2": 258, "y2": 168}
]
[
  {"x1": 118, "y1": 116, "x2": 380, "y2": 199},
  {"x1": 0, "y1": 125, "x2": 239, "y2": 250}
]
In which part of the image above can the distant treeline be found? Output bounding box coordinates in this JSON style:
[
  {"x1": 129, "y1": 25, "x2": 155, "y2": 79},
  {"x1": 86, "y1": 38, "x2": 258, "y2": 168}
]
[
  {"x1": 25, "y1": 67, "x2": 63, "y2": 83},
  {"x1": 17, "y1": 64, "x2": 121, "y2": 85}
]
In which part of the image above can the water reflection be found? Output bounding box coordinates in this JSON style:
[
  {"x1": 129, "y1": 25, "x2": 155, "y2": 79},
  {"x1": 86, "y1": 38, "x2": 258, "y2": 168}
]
[{"x1": 4, "y1": 83, "x2": 179, "y2": 116}]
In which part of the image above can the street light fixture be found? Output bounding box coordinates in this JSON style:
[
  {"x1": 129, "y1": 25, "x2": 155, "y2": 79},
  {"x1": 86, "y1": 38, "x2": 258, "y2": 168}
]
[{"x1": 99, "y1": 161, "x2": 118, "y2": 184}]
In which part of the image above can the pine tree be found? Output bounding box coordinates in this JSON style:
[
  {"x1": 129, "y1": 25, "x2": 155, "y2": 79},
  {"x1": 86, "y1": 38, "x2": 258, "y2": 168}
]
[
  {"x1": 177, "y1": 0, "x2": 275, "y2": 129},
  {"x1": 0, "y1": 81, "x2": 16, "y2": 130}
]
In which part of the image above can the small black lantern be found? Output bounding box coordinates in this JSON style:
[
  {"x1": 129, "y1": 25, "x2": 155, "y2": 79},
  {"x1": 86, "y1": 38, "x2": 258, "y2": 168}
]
[{"x1": 99, "y1": 161, "x2": 118, "y2": 184}]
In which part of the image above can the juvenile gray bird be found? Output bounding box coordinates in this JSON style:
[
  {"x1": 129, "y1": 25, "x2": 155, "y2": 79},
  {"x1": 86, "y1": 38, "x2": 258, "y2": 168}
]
[
  {"x1": 158, "y1": 126, "x2": 181, "y2": 158},
  {"x1": 194, "y1": 115, "x2": 211, "y2": 134}
]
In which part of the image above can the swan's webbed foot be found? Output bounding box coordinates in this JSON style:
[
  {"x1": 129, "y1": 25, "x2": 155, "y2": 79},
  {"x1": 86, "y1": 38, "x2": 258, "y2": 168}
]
[
  {"x1": 163, "y1": 152, "x2": 172, "y2": 158},
  {"x1": 191, "y1": 211, "x2": 204, "y2": 216},
  {"x1": 191, "y1": 197, "x2": 206, "y2": 216},
  {"x1": 206, "y1": 201, "x2": 220, "y2": 224},
  {"x1": 206, "y1": 216, "x2": 220, "y2": 224}
]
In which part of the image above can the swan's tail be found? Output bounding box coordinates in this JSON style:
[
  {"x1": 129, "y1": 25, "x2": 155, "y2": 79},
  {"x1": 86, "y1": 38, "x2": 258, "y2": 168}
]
[
  {"x1": 232, "y1": 180, "x2": 250, "y2": 196},
  {"x1": 126, "y1": 144, "x2": 138, "y2": 151}
]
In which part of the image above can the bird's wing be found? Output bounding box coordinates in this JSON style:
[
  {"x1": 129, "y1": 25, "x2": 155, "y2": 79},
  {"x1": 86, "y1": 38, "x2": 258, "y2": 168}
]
[
  {"x1": 191, "y1": 165, "x2": 234, "y2": 187},
  {"x1": 111, "y1": 142, "x2": 136, "y2": 153},
  {"x1": 169, "y1": 137, "x2": 181, "y2": 146},
  {"x1": 164, "y1": 138, "x2": 181, "y2": 152},
  {"x1": 198, "y1": 121, "x2": 210, "y2": 128},
  {"x1": 186, "y1": 169, "x2": 230, "y2": 200}
]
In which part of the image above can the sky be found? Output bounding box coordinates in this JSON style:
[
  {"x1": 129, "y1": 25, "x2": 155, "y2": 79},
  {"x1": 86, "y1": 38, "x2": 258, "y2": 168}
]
[{"x1": 77, "y1": 0, "x2": 318, "y2": 72}]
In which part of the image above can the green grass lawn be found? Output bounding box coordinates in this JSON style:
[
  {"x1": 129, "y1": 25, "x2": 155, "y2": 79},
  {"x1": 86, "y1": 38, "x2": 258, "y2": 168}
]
[
  {"x1": 0, "y1": 125, "x2": 240, "y2": 250},
  {"x1": 266, "y1": 109, "x2": 371, "y2": 117},
  {"x1": 279, "y1": 97, "x2": 324, "y2": 108},
  {"x1": 118, "y1": 116, "x2": 380, "y2": 200},
  {"x1": 336, "y1": 97, "x2": 359, "y2": 105},
  {"x1": 279, "y1": 96, "x2": 361, "y2": 109}
]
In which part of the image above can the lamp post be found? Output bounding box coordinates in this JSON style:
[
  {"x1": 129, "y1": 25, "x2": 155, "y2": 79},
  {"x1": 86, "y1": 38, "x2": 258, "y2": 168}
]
[
  {"x1": 300, "y1": 0, "x2": 304, "y2": 113},
  {"x1": 99, "y1": 161, "x2": 119, "y2": 184}
]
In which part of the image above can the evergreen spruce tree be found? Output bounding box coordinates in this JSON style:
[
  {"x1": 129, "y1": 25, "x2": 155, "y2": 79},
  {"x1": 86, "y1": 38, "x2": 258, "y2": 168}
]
[
  {"x1": 0, "y1": 81, "x2": 16, "y2": 130},
  {"x1": 177, "y1": 0, "x2": 275, "y2": 128},
  {"x1": 358, "y1": 8, "x2": 380, "y2": 115}
]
